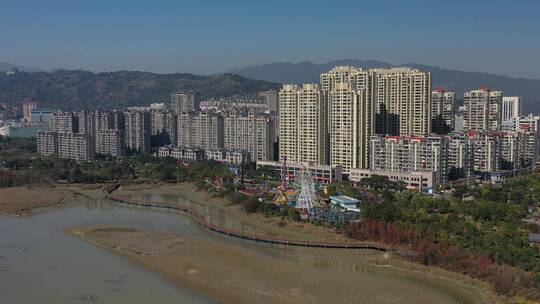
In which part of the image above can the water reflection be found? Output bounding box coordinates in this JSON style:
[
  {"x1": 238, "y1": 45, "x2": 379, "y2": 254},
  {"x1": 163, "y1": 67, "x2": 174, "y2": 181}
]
[{"x1": 0, "y1": 195, "x2": 482, "y2": 304}]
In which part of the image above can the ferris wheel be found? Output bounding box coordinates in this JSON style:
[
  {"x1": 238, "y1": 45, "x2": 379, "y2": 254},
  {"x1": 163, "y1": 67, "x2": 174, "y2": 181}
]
[{"x1": 294, "y1": 168, "x2": 317, "y2": 212}]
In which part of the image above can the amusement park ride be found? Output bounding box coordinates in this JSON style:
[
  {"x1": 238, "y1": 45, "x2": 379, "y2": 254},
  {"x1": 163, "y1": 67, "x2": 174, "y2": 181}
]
[{"x1": 273, "y1": 156, "x2": 319, "y2": 212}]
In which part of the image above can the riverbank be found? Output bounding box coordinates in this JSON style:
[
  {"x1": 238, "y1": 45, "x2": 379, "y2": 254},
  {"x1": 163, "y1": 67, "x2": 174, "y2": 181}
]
[
  {"x1": 115, "y1": 182, "x2": 351, "y2": 242},
  {"x1": 0, "y1": 183, "x2": 106, "y2": 216},
  {"x1": 71, "y1": 224, "x2": 502, "y2": 304}
]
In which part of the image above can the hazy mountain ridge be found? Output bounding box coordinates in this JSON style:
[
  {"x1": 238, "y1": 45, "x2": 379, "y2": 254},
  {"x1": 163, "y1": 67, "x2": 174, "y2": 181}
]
[
  {"x1": 0, "y1": 62, "x2": 45, "y2": 73},
  {"x1": 0, "y1": 70, "x2": 279, "y2": 111},
  {"x1": 228, "y1": 59, "x2": 540, "y2": 114}
]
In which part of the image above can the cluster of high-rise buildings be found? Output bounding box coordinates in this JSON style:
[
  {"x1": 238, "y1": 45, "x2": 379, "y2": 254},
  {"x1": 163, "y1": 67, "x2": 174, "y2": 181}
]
[
  {"x1": 37, "y1": 91, "x2": 276, "y2": 163},
  {"x1": 35, "y1": 66, "x2": 539, "y2": 190},
  {"x1": 277, "y1": 66, "x2": 539, "y2": 190}
]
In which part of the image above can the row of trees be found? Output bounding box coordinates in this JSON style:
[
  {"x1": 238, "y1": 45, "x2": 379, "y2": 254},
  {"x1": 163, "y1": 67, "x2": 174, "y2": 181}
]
[{"x1": 349, "y1": 175, "x2": 540, "y2": 301}]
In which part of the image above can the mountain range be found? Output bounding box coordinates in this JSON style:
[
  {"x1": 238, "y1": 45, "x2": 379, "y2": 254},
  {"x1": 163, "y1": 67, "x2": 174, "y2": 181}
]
[
  {"x1": 0, "y1": 70, "x2": 279, "y2": 111},
  {"x1": 228, "y1": 59, "x2": 540, "y2": 114},
  {"x1": 0, "y1": 62, "x2": 45, "y2": 73},
  {"x1": 1, "y1": 59, "x2": 540, "y2": 114}
]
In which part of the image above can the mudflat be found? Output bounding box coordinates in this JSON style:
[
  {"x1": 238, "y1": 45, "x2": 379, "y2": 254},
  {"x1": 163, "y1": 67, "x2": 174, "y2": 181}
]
[
  {"x1": 0, "y1": 186, "x2": 75, "y2": 216},
  {"x1": 72, "y1": 224, "x2": 504, "y2": 304}
]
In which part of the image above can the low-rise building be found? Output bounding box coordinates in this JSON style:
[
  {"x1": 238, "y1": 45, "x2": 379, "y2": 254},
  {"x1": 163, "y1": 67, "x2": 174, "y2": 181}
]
[
  {"x1": 329, "y1": 195, "x2": 360, "y2": 212},
  {"x1": 256, "y1": 160, "x2": 342, "y2": 185},
  {"x1": 158, "y1": 146, "x2": 204, "y2": 161},
  {"x1": 349, "y1": 169, "x2": 436, "y2": 191}
]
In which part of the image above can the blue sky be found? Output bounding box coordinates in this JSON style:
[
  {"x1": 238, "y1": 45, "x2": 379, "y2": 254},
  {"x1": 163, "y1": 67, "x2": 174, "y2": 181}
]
[{"x1": 1, "y1": 0, "x2": 539, "y2": 78}]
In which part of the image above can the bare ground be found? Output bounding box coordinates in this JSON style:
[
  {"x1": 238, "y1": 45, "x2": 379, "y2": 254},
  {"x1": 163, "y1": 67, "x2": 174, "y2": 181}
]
[
  {"x1": 71, "y1": 224, "x2": 506, "y2": 304},
  {"x1": 0, "y1": 186, "x2": 75, "y2": 216}
]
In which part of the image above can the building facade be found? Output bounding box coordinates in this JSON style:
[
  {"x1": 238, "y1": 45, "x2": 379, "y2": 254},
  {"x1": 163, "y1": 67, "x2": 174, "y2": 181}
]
[
  {"x1": 58, "y1": 132, "x2": 95, "y2": 161},
  {"x1": 37, "y1": 131, "x2": 58, "y2": 157},
  {"x1": 171, "y1": 91, "x2": 197, "y2": 114},
  {"x1": 96, "y1": 129, "x2": 126, "y2": 157},
  {"x1": 278, "y1": 84, "x2": 327, "y2": 165},
  {"x1": 49, "y1": 112, "x2": 78, "y2": 133},
  {"x1": 125, "y1": 110, "x2": 151, "y2": 153},
  {"x1": 463, "y1": 88, "x2": 502, "y2": 132},
  {"x1": 431, "y1": 89, "x2": 455, "y2": 134}
]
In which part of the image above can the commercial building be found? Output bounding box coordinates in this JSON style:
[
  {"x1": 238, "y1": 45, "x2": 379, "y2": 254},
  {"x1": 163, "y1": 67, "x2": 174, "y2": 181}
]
[
  {"x1": 329, "y1": 195, "x2": 360, "y2": 212},
  {"x1": 96, "y1": 129, "x2": 126, "y2": 157},
  {"x1": 349, "y1": 169, "x2": 436, "y2": 190},
  {"x1": 256, "y1": 160, "x2": 342, "y2": 185},
  {"x1": 158, "y1": 146, "x2": 204, "y2": 161},
  {"x1": 3, "y1": 124, "x2": 46, "y2": 138},
  {"x1": 463, "y1": 88, "x2": 502, "y2": 132},
  {"x1": 204, "y1": 149, "x2": 251, "y2": 165},
  {"x1": 30, "y1": 108, "x2": 54, "y2": 123},
  {"x1": 431, "y1": 89, "x2": 455, "y2": 134}
]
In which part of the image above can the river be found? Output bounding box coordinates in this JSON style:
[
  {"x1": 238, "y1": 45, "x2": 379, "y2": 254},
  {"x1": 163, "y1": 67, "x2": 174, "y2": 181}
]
[{"x1": 0, "y1": 195, "x2": 484, "y2": 304}]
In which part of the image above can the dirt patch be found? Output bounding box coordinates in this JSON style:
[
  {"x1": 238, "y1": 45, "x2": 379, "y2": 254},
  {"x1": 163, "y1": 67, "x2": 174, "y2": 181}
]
[{"x1": 76, "y1": 225, "x2": 186, "y2": 255}]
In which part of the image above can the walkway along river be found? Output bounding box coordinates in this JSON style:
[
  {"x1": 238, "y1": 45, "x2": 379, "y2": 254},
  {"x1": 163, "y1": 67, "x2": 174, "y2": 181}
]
[{"x1": 105, "y1": 184, "x2": 391, "y2": 251}]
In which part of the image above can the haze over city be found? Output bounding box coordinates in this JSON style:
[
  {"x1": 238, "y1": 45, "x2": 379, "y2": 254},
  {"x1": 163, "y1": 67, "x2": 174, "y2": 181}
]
[{"x1": 2, "y1": 0, "x2": 540, "y2": 78}]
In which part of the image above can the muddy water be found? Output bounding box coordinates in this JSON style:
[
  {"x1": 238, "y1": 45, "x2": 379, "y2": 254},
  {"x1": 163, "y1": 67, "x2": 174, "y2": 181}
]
[{"x1": 0, "y1": 196, "x2": 484, "y2": 304}]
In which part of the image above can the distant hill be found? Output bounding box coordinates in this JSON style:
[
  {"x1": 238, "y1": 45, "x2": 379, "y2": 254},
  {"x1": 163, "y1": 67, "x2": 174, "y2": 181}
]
[
  {"x1": 228, "y1": 59, "x2": 540, "y2": 114},
  {"x1": 0, "y1": 70, "x2": 279, "y2": 111},
  {"x1": 0, "y1": 62, "x2": 45, "y2": 73}
]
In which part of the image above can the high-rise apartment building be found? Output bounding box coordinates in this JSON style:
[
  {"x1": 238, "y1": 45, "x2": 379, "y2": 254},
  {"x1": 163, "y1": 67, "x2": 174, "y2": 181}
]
[
  {"x1": 265, "y1": 89, "x2": 279, "y2": 113},
  {"x1": 96, "y1": 129, "x2": 126, "y2": 157},
  {"x1": 278, "y1": 84, "x2": 328, "y2": 165},
  {"x1": 125, "y1": 110, "x2": 151, "y2": 153},
  {"x1": 372, "y1": 68, "x2": 431, "y2": 136},
  {"x1": 171, "y1": 91, "x2": 198, "y2": 114},
  {"x1": 151, "y1": 110, "x2": 177, "y2": 146},
  {"x1": 177, "y1": 112, "x2": 223, "y2": 150},
  {"x1": 501, "y1": 96, "x2": 522, "y2": 128},
  {"x1": 279, "y1": 84, "x2": 300, "y2": 163},
  {"x1": 318, "y1": 66, "x2": 431, "y2": 173},
  {"x1": 447, "y1": 132, "x2": 474, "y2": 179},
  {"x1": 431, "y1": 89, "x2": 455, "y2": 134},
  {"x1": 22, "y1": 100, "x2": 38, "y2": 122},
  {"x1": 368, "y1": 135, "x2": 449, "y2": 184},
  {"x1": 49, "y1": 112, "x2": 78, "y2": 133},
  {"x1": 37, "y1": 131, "x2": 58, "y2": 157},
  {"x1": 254, "y1": 114, "x2": 275, "y2": 161},
  {"x1": 463, "y1": 88, "x2": 502, "y2": 132},
  {"x1": 471, "y1": 132, "x2": 501, "y2": 173},
  {"x1": 328, "y1": 82, "x2": 362, "y2": 173},
  {"x1": 58, "y1": 132, "x2": 95, "y2": 161},
  {"x1": 224, "y1": 112, "x2": 274, "y2": 161}
]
